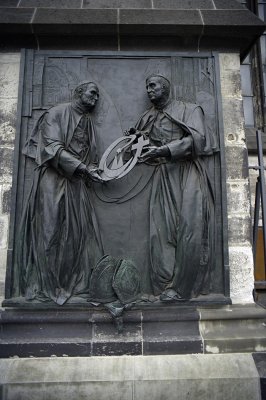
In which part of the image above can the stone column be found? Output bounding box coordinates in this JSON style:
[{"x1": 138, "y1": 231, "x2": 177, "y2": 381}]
[
  {"x1": 0, "y1": 53, "x2": 20, "y2": 304},
  {"x1": 219, "y1": 53, "x2": 254, "y2": 303}
]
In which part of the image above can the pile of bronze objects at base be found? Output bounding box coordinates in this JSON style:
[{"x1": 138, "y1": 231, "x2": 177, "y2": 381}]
[{"x1": 88, "y1": 255, "x2": 141, "y2": 333}]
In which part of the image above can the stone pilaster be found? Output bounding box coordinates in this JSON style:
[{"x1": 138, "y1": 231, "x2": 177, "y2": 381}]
[
  {"x1": 219, "y1": 53, "x2": 254, "y2": 303},
  {"x1": 0, "y1": 53, "x2": 20, "y2": 303}
]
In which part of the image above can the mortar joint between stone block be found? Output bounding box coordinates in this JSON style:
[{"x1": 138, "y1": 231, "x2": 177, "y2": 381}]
[
  {"x1": 117, "y1": 9, "x2": 120, "y2": 51},
  {"x1": 197, "y1": 10, "x2": 204, "y2": 53},
  {"x1": 30, "y1": 7, "x2": 37, "y2": 24}
]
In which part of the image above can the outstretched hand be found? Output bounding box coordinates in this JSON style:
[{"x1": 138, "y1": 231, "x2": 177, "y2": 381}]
[
  {"x1": 86, "y1": 166, "x2": 104, "y2": 183},
  {"x1": 138, "y1": 145, "x2": 170, "y2": 162},
  {"x1": 124, "y1": 127, "x2": 136, "y2": 136},
  {"x1": 138, "y1": 146, "x2": 159, "y2": 162},
  {"x1": 75, "y1": 164, "x2": 104, "y2": 184},
  {"x1": 124, "y1": 127, "x2": 146, "y2": 138}
]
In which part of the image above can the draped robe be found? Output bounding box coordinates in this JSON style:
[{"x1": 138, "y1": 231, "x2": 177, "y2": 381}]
[
  {"x1": 136, "y1": 100, "x2": 215, "y2": 298},
  {"x1": 14, "y1": 102, "x2": 103, "y2": 305}
]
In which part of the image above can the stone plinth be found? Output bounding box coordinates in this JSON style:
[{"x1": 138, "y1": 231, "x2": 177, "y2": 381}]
[
  {"x1": 0, "y1": 304, "x2": 265, "y2": 357},
  {"x1": 0, "y1": 353, "x2": 263, "y2": 400}
]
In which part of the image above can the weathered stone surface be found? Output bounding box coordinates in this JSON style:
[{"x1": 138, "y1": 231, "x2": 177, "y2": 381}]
[
  {"x1": 221, "y1": 98, "x2": 245, "y2": 139},
  {"x1": 33, "y1": 8, "x2": 117, "y2": 35},
  {"x1": 0, "y1": 54, "x2": 20, "y2": 99},
  {"x1": 220, "y1": 70, "x2": 242, "y2": 98},
  {"x1": 0, "y1": 215, "x2": 8, "y2": 249},
  {"x1": 199, "y1": 305, "x2": 266, "y2": 354},
  {"x1": 228, "y1": 215, "x2": 252, "y2": 245},
  {"x1": 202, "y1": 10, "x2": 265, "y2": 32},
  {"x1": 0, "y1": 248, "x2": 6, "y2": 304},
  {"x1": 199, "y1": 303, "x2": 266, "y2": 320},
  {"x1": 0, "y1": 120, "x2": 16, "y2": 146},
  {"x1": 92, "y1": 321, "x2": 142, "y2": 356},
  {"x1": 0, "y1": 356, "x2": 135, "y2": 383},
  {"x1": 0, "y1": 354, "x2": 261, "y2": 400},
  {"x1": 142, "y1": 321, "x2": 202, "y2": 355},
  {"x1": 229, "y1": 245, "x2": 255, "y2": 303},
  {"x1": 0, "y1": 3, "x2": 264, "y2": 57},
  {"x1": 84, "y1": 0, "x2": 152, "y2": 8},
  {"x1": 2, "y1": 382, "x2": 134, "y2": 400},
  {"x1": 225, "y1": 145, "x2": 249, "y2": 180},
  {"x1": 0, "y1": 148, "x2": 13, "y2": 182},
  {"x1": 248, "y1": 155, "x2": 264, "y2": 222},
  {"x1": 0, "y1": 7, "x2": 34, "y2": 24},
  {"x1": 153, "y1": 0, "x2": 214, "y2": 9},
  {"x1": 1, "y1": 185, "x2": 11, "y2": 214},
  {"x1": 0, "y1": 101, "x2": 17, "y2": 147},
  {"x1": 20, "y1": 0, "x2": 82, "y2": 7},
  {"x1": 219, "y1": 52, "x2": 241, "y2": 72},
  {"x1": 214, "y1": 0, "x2": 245, "y2": 8},
  {"x1": 38, "y1": 34, "x2": 118, "y2": 50},
  {"x1": 119, "y1": 9, "x2": 202, "y2": 36},
  {"x1": 252, "y1": 353, "x2": 266, "y2": 400},
  {"x1": 219, "y1": 54, "x2": 246, "y2": 146},
  {"x1": 227, "y1": 181, "x2": 251, "y2": 216},
  {"x1": 0, "y1": 0, "x2": 19, "y2": 6},
  {"x1": 120, "y1": 35, "x2": 199, "y2": 51},
  {"x1": 200, "y1": 315, "x2": 266, "y2": 354}
]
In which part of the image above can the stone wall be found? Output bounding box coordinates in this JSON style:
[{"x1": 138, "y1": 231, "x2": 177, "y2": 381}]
[{"x1": 0, "y1": 52, "x2": 255, "y2": 305}]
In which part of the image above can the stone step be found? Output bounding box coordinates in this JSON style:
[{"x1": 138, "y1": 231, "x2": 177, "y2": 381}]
[{"x1": 0, "y1": 353, "x2": 265, "y2": 400}]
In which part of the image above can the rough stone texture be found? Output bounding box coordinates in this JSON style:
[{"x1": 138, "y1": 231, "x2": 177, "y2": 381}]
[
  {"x1": 226, "y1": 145, "x2": 249, "y2": 180},
  {"x1": 1, "y1": 305, "x2": 266, "y2": 358},
  {"x1": 83, "y1": 0, "x2": 152, "y2": 8},
  {"x1": 252, "y1": 353, "x2": 266, "y2": 400},
  {"x1": 20, "y1": 0, "x2": 82, "y2": 7},
  {"x1": 153, "y1": 0, "x2": 214, "y2": 9},
  {"x1": 199, "y1": 304, "x2": 266, "y2": 353},
  {"x1": 227, "y1": 181, "x2": 251, "y2": 216},
  {"x1": 0, "y1": 2, "x2": 264, "y2": 56},
  {"x1": 222, "y1": 98, "x2": 246, "y2": 146},
  {"x1": 0, "y1": 354, "x2": 261, "y2": 400},
  {"x1": 248, "y1": 154, "x2": 266, "y2": 226},
  {"x1": 0, "y1": 53, "x2": 20, "y2": 305},
  {"x1": 228, "y1": 215, "x2": 252, "y2": 245},
  {"x1": 219, "y1": 53, "x2": 254, "y2": 304},
  {"x1": 229, "y1": 246, "x2": 255, "y2": 303}
]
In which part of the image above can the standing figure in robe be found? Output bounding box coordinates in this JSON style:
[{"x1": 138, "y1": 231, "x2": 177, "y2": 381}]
[
  {"x1": 135, "y1": 74, "x2": 215, "y2": 300},
  {"x1": 14, "y1": 82, "x2": 104, "y2": 305}
]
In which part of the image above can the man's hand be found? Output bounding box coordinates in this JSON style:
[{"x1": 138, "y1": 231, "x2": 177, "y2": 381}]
[
  {"x1": 124, "y1": 127, "x2": 137, "y2": 136},
  {"x1": 87, "y1": 166, "x2": 104, "y2": 183},
  {"x1": 138, "y1": 145, "x2": 170, "y2": 162},
  {"x1": 124, "y1": 127, "x2": 148, "y2": 138},
  {"x1": 75, "y1": 163, "x2": 103, "y2": 183}
]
